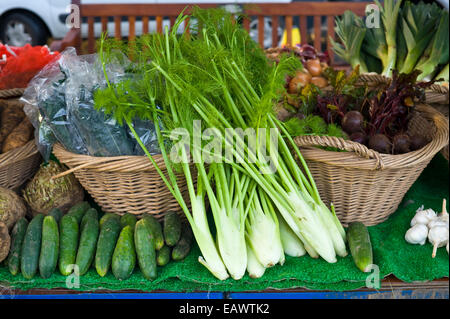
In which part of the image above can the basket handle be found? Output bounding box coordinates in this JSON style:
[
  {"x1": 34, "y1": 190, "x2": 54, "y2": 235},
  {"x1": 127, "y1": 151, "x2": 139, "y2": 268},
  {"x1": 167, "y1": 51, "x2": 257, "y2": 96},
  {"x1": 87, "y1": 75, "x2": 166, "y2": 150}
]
[{"x1": 293, "y1": 135, "x2": 385, "y2": 169}]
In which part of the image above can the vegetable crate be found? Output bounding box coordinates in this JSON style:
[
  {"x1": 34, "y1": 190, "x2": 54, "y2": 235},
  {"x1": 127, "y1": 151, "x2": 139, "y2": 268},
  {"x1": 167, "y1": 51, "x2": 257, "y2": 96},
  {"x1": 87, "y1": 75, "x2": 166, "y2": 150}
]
[
  {"x1": 52, "y1": 144, "x2": 194, "y2": 220},
  {"x1": 0, "y1": 91, "x2": 42, "y2": 190},
  {"x1": 293, "y1": 76, "x2": 449, "y2": 226}
]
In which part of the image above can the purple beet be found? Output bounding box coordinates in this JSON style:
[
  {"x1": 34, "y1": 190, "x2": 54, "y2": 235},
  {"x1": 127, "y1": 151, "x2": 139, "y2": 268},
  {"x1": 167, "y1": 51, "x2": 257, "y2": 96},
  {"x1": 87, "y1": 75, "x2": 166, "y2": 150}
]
[
  {"x1": 342, "y1": 111, "x2": 364, "y2": 134},
  {"x1": 409, "y1": 134, "x2": 430, "y2": 151},
  {"x1": 393, "y1": 133, "x2": 411, "y2": 154},
  {"x1": 350, "y1": 132, "x2": 368, "y2": 145},
  {"x1": 369, "y1": 134, "x2": 392, "y2": 154}
]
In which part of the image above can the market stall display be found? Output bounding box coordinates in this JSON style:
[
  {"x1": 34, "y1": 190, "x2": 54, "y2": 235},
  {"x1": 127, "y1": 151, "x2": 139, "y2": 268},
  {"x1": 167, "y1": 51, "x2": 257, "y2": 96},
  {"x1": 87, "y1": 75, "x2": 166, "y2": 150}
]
[{"x1": 0, "y1": 5, "x2": 448, "y2": 295}]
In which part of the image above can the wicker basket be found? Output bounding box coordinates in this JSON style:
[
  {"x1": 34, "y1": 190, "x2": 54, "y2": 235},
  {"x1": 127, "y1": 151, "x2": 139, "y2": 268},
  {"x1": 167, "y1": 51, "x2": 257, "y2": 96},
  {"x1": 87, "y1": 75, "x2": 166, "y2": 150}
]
[
  {"x1": 426, "y1": 85, "x2": 449, "y2": 161},
  {"x1": 0, "y1": 89, "x2": 42, "y2": 190},
  {"x1": 293, "y1": 103, "x2": 448, "y2": 226},
  {"x1": 52, "y1": 144, "x2": 194, "y2": 220}
]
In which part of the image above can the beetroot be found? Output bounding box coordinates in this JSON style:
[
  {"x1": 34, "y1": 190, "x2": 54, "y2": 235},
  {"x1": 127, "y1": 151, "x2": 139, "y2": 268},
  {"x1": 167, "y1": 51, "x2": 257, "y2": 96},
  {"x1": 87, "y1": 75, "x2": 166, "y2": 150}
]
[
  {"x1": 342, "y1": 111, "x2": 364, "y2": 134},
  {"x1": 350, "y1": 132, "x2": 368, "y2": 145},
  {"x1": 369, "y1": 134, "x2": 392, "y2": 154},
  {"x1": 393, "y1": 133, "x2": 411, "y2": 154},
  {"x1": 409, "y1": 134, "x2": 429, "y2": 151}
]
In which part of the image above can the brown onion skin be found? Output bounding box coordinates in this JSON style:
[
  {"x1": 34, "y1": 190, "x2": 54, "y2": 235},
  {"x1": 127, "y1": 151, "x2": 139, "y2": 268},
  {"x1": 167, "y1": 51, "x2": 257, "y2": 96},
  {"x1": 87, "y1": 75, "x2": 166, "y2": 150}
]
[
  {"x1": 288, "y1": 72, "x2": 312, "y2": 94},
  {"x1": 305, "y1": 59, "x2": 322, "y2": 77},
  {"x1": 310, "y1": 76, "x2": 328, "y2": 88}
]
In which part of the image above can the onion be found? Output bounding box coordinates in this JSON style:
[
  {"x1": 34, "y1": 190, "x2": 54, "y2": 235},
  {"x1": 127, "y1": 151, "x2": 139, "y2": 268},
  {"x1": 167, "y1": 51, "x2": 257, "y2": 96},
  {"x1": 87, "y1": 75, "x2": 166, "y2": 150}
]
[
  {"x1": 288, "y1": 72, "x2": 311, "y2": 94},
  {"x1": 310, "y1": 77, "x2": 328, "y2": 88},
  {"x1": 305, "y1": 59, "x2": 322, "y2": 77}
]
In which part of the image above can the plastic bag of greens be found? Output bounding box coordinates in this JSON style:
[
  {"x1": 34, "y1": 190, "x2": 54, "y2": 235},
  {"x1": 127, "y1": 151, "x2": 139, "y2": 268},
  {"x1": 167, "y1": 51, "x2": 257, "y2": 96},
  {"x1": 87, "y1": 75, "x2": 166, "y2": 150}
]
[
  {"x1": 62, "y1": 51, "x2": 134, "y2": 156},
  {"x1": 21, "y1": 47, "x2": 88, "y2": 160},
  {"x1": 128, "y1": 118, "x2": 161, "y2": 156}
]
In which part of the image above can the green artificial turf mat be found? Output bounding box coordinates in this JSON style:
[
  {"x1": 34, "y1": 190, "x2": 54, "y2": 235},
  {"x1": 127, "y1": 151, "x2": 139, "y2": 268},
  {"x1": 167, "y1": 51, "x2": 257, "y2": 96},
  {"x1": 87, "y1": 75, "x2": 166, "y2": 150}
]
[{"x1": 1, "y1": 154, "x2": 448, "y2": 292}]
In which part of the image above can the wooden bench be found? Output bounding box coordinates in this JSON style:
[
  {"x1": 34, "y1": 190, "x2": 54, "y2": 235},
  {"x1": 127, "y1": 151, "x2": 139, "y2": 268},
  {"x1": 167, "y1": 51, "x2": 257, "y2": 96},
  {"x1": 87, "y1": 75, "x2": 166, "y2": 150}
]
[{"x1": 50, "y1": 1, "x2": 370, "y2": 64}]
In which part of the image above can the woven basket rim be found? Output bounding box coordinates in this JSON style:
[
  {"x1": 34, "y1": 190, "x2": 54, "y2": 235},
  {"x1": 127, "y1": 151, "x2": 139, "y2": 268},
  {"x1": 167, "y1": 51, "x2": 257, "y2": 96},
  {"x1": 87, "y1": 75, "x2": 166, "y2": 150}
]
[
  {"x1": 52, "y1": 143, "x2": 171, "y2": 174},
  {"x1": 294, "y1": 103, "x2": 449, "y2": 170},
  {"x1": 0, "y1": 88, "x2": 26, "y2": 99},
  {"x1": 0, "y1": 140, "x2": 39, "y2": 168}
]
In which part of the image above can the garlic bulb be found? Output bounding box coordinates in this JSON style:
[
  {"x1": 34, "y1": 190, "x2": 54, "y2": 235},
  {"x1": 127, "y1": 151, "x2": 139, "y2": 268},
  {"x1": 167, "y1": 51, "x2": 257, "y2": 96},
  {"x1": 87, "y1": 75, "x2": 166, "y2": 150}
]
[
  {"x1": 410, "y1": 206, "x2": 437, "y2": 226},
  {"x1": 405, "y1": 224, "x2": 429, "y2": 245},
  {"x1": 428, "y1": 225, "x2": 449, "y2": 258}
]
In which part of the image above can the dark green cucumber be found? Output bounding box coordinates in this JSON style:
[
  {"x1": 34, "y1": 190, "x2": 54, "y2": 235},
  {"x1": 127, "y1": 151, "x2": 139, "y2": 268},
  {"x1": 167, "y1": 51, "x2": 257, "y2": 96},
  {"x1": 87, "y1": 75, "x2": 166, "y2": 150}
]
[
  {"x1": 171, "y1": 223, "x2": 193, "y2": 261},
  {"x1": 75, "y1": 216, "x2": 99, "y2": 275},
  {"x1": 156, "y1": 245, "x2": 171, "y2": 267},
  {"x1": 120, "y1": 213, "x2": 137, "y2": 230},
  {"x1": 48, "y1": 208, "x2": 63, "y2": 224},
  {"x1": 80, "y1": 208, "x2": 98, "y2": 230},
  {"x1": 163, "y1": 212, "x2": 181, "y2": 247},
  {"x1": 99, "y1": 213, "x2": 120, "y2": 229},
  {"x1": 7, "y1": 218, "x2": 28, "y2": 276},
  {"x1": 67, "y1": 202, "x2": 90, "y2": 224},
  {"x1": 111, "y1": 226, "x2": 136, "y2": 280},
  {"x1": 20, "y1": 214, "x2": 44, "y2": 279},
  {"x1": 95, "y1": 217, "x2": 121, "y2": 277},
  {"x1": 39, "y1": 216, "x2": 59, "y2": 278},
  {"x1": 59, "y1": 215, "x2": 79, "y2": 276},
  {"x1": 347, "y1": 222, "x2": 373, "y2": 273},
  {"x1": 134, "y1": 220, "x2": 157, "y2": 280},
  {"x1": 143, "y1": 215, "x2": 164, "y2": 250}
]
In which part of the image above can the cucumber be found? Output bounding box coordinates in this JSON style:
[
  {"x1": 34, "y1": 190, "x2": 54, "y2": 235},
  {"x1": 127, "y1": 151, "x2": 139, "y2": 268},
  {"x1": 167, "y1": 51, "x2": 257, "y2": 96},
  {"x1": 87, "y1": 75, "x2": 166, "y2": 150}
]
[
  {"x1": 163, "y1": 212, "x2": 181, "y2": 247},
  {"x1": 347, "y1": 222, "x2": 373, "y2": 273},
  {"x1": 111, "y1": 226, "x2": 136, "y2": 280},
  {"x1": 143, "y1": 215, "x2": 164, "y2": 250},
  {"x1": 120, "y1": 213, "x2": 137, "y2": 230},
  {"x1": 67, "y1": 202, "x2": 90, "y2": 224},
  {"x1": 48, "y1": 208, "x2": 63, "y2": 224},
  {"x1": 75, "y1": 216, "x2": 99, "y2": 275},
  {"x1": 39, "y1": 216, "x2": 59, "y2": 278},
  {"x1": 95, "y1": 217, "x2": 121, "y2": 277},
  {"x1": 21, "y1": 214, "x2": 44, "y2": 279},
  {"x1": 171, "y1": 223, "x2": 193, "y2": 261},
  {"x1": 99, "y1": 213, "x2": 120, "y2": 229},
  {"x1": 80, "y1": 208, "x2": 98, "y2": 230},
  {"x1": 7, "y1": 218, "x2": 28, "y2": 276},
  {"x1": 156, "y1": 245, "x2": 171, "y2": 267},
  {"x1": 59, "y1": 215, "x2": 79, "y2": 276},
  {"x1": 134, "y1": 220, "x2": 157, "y2": 280}
]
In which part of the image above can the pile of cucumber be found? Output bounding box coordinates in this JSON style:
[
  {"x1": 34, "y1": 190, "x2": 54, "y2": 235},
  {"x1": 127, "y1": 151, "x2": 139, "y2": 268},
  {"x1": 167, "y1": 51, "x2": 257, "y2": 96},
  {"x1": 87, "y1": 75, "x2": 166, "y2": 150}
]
[{"x1": 5, "y1": 202, "x2": 193, "y2": 281}]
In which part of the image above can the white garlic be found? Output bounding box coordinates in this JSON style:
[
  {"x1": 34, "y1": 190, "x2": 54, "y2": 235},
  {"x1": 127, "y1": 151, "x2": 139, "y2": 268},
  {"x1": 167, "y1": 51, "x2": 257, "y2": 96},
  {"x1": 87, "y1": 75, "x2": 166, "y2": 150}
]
[
  {"x1": 428, "y1": 225, "x2": 449, "y2": 258},
  {"x1": 405, "y1": 224, "x2": 429, "y2": 245},
  {"x1": 410, "y1": 207, "x2": 437, "y2": 227}
]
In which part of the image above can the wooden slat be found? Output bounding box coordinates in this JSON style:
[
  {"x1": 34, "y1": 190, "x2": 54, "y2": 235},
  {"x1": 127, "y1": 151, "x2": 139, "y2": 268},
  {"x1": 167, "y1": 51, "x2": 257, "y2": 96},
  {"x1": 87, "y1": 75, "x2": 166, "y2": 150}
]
[
  {"x1": 258, "y1": 16, "x2": 264, "y2": 48},
  {"x1": 299, "y1": 16, "x2": 307, "y2": 45},
  {"x1": 143, "y1": 16, "x2": 149, "y2": 34},
  {"x1": 156, "y1": 16, "x2": 163, "y2": 33},
  {"x1": 285, "y1": 16, "x2": 293, "y2": 47},
  {"x1": 242, "y1": 16, "x2": 250, "y2": 32},
  {"x1": 87, "y1": 16, "x2": 95, "y2": 53},
  {"x1": 114, "y1": 16, "x2": 121, "y2": 39},
  {"x1": 101, "y1": 16, "x2": 107, "y2": 34},
  {"x1": 327, "y1": 15, "x2": 335, "y2": 64},
  {"x1": 314, "y1": 15, "x2": 321, "y2": 51},
  {"x1": 271, "y1": 15, "x2": 279, "y2": 48},
  {"x1": 81, "y1": 3, "x2": 369, "y2": 17},
  {"x1": 184, "y1": 17, "x2": 190, "y2": 36},
  {"x1": 128, "y1": 16, "x2": 136, "y2": 41}
]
